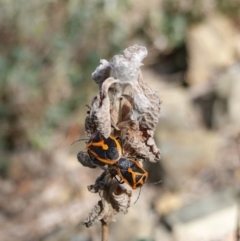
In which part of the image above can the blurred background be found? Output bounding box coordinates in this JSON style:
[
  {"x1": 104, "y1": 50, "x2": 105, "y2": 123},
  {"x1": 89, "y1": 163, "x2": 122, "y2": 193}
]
[{"x1": 1, "y1": 0, "x2": 240, "y2": 241}]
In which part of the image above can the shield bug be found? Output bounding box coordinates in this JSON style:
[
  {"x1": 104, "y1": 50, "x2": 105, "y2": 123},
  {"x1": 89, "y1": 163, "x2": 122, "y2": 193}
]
[
  {"x1": 116, "y1": 157, "x2": 148, "y2": 190},
  {"x1": 86, "y1": 131, "x2": 122, "y2": 165}
]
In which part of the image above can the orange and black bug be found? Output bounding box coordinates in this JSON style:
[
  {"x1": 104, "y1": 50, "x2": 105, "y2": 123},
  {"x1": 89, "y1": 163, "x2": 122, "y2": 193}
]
[
  {"x1": 116, "y1": 157, "x2": 148, "y2": 190},
  {"x1": 86, "y1": 131, "x2": 122, "y2": 165}
]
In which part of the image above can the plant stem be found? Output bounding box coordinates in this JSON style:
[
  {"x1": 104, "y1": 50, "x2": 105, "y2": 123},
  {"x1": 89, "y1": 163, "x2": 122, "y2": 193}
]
[{"x1": 101, "y1": 221, "x2": 108, "y2": 241}]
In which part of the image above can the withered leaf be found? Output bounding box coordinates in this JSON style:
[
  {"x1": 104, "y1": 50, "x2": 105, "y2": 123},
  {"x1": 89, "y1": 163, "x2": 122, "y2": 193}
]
[{"x1": 83, "y1": 171, "x2": 132, "y2": 227}]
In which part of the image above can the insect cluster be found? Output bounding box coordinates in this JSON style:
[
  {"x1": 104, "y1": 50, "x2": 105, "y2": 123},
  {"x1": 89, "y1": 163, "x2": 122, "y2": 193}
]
[{"x1": 77, "y1": 45, "x2": 161, "y2": 228}]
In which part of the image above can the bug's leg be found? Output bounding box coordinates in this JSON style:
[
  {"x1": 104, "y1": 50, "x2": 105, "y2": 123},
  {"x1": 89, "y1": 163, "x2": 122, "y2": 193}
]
[
  {"x1": 114, "y1": 174, "x2": 124, "y2": 184},
  {"x1": 88, "y1": 170, "x2": 108, "y2": 193},
  {"x1": 109, "y1": 165, "x2": 124, "y2": 184}
]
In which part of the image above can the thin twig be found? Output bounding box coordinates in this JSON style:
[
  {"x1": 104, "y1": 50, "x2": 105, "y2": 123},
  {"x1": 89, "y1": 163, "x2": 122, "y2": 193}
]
[
  {"x1": 101, "y1": 221, "x2": 109, "y2": 241},
  {"x1": 236, "y1": 134, "x2": 240, "y2": 241}
]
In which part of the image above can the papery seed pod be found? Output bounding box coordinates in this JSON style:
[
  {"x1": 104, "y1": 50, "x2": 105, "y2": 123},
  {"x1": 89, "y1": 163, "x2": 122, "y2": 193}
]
[
  {"x1": 90, "y1": 45, "x2": 161, "y2": 132},
  {"x1": 110, "y1": 45, "x2": 147, "y2": 84},
  {"x1": 87, "y1": 77, "x2": 121, "y2": 138},
  {"x1": 92, "y1": 59, "x2": 111, "y2": 88},
  {"x1": 109, "y1": 96, "x2": 122, "y2": 130},
  {"x1": 108, "y1": 46, "x2": 160, "y2": 127},
  {"x1": 83, "y1": 200, "x2": 104, "y2": 227},
  {"x1": 83, "y1": 170, "x2": 132, "y2": 227},
  {"x1": 121, "y1": 94, "x2": 133, "y2": 121},
  {"x1": 85, "y1": 107, "x2": 97, "y2": 137},
  {"x1": 90, "y1": 94, "x2": 111, "y2": 138},
  {"x1": 117, "y1": 118, "x2": 160, "y2": 162},
  {"x1": 109, "y1": 182, "x2": 132, "y2": 214},
  {"x1": 136, "y1": 72, "x2": 161, "y2": 132},
  {"x1": 99, "y1": 180, "x2": 132, "y2": 224},
  {"x1": 145, "y1": 130, "x2": 161, "y2": 160},
  {"x1": 123, "y1": 127, "x2": 159, "y2": 162}
]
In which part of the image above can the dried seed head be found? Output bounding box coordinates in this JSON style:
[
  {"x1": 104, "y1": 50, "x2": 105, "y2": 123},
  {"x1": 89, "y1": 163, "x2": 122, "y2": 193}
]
[
  {"x1": 80, "y1": 45, "x2": 162, "y2": 227},
  {"x1": 87, "y1": 45, "x2": 161, "y2": 140}
]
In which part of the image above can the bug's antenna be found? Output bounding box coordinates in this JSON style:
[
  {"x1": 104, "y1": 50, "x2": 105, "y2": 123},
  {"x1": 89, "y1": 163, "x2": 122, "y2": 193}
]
[
  {"x1": 71, "y1": 139, "x2": 89, "y2": 145},
  {"x1": 133, "y1": 180, "x2": 162, "y2": 204},
  {"x1": 134, "y1": 187, "x2": 142, "y2": 204},
  {"x1": 149, "y1": 180, "x2": 163, "y2": 185}
]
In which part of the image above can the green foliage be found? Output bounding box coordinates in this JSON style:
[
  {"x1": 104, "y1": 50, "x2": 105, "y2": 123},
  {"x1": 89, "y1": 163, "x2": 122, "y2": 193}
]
[
  {"x1": 162, "y1": 13, "x2": 188, "y2": 48},
  {"x1": 161, "y1": 0, "x2": 240, "y2": 48},
  {"x1": 218, "y1": 0, "x2": 240, "y2": 19},
  {"x1": 0, "y1": 158, "x2": 11, "y2": 178},
  {"x1": 0, "y1": 0, "x2": 130, "y2": 153}
]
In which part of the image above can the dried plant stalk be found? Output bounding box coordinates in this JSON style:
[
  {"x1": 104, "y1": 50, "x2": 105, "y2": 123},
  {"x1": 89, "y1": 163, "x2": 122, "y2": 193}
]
[
  {"x1": 101, "y1": 221, "x2": 108, "y2": 241},
  {"x1": 78, "y1": 45, "x2": 161, "y2": 240}
]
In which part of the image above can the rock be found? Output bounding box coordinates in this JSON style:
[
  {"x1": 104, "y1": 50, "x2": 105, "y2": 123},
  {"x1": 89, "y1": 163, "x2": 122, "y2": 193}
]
[
  {"x1": 158, "y1": 128, "x2": 220, "y2": 189},
  {"x1": 225, "y1": 64, "x2": 240, "y2": 128},
  {"x1": 109, "y1": 187, "x2": 159, "y2": 241},
  {"x1": 161, "y1": 189, "x2": 238, "y2": 241},
  {"x1": 186, "y1": 14, "x2": 240, "y2": 86},
  {"x1": 155, "y1": 192, "x2": 183, "y2": 215}
]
